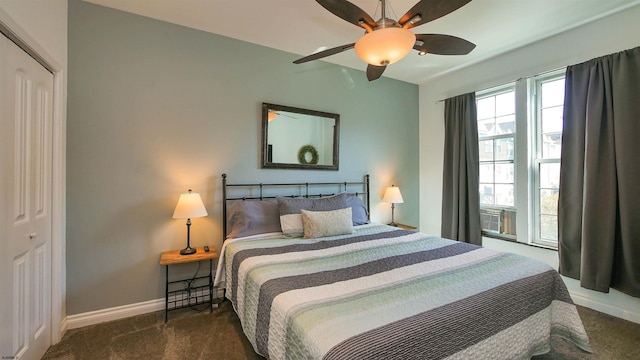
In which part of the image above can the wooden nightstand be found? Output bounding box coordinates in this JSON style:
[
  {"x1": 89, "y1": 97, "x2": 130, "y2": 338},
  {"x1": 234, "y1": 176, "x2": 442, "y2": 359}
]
[
  {"x1": 393, "y1": 223, "x2": 417, "y2": 231},
  {"x1": 160, "y1": 246, "x2": 218, "y2": 322}
]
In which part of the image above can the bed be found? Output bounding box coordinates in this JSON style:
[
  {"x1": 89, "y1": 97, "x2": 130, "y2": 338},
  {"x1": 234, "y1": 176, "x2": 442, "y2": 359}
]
[{"x1": 214, "y1": 174, "x2": 592, "y2": 359}]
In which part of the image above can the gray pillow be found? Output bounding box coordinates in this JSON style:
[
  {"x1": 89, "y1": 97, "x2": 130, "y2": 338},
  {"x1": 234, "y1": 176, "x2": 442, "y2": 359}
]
[
  {"x1": 226, "y1": 200, "x2": 282, "y2": 238},
  {"x1": 277, "y1": 193, "x2": 349, "y2": 237},
  {"x1": 346, "y1": 195, "x2": 369, "y2": 225}
]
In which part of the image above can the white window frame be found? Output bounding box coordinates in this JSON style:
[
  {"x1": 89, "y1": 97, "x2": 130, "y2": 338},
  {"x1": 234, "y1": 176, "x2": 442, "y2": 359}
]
[
  {"x1": 530, "y1": 71, "x2": 565, "y2": 248},
  {"x1": 477, "y1": 83, "x2": 519, "y2": 240},
  {"x1": 476, "y1": 72, "x2": 565, "y2": 249}
]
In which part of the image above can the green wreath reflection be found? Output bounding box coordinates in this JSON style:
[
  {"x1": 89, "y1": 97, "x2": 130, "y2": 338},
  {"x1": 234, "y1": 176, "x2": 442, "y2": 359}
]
[{"x1": 297, "y1": 145, "x2": 319, "y2": 164}]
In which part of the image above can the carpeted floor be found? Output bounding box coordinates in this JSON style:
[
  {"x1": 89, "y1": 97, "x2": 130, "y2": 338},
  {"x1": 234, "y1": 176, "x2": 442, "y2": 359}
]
[{"x1": 43, "y1": 301, "x2": 640, "y2": 360}]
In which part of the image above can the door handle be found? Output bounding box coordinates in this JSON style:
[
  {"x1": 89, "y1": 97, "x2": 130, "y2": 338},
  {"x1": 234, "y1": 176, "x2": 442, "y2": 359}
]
[{"x1": 29, "y1": 232, "x2": 36, "y2": 239}]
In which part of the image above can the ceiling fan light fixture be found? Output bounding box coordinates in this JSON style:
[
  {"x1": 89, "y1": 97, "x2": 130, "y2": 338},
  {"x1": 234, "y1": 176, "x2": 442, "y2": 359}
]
[{"x1": 354, "y1": 27, "x2": 415, "y2": 66}]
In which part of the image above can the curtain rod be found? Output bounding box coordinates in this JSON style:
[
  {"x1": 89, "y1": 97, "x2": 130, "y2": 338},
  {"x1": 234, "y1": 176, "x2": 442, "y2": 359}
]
[{"x1": 435, "y1": 66, "x2": 566, "y2": 104}]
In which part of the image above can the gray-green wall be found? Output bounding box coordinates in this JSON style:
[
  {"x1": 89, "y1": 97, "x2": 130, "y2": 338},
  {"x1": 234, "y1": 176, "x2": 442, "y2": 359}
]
[{"x1": 67, "y1": 0, "x2": 418, "y2": 315}]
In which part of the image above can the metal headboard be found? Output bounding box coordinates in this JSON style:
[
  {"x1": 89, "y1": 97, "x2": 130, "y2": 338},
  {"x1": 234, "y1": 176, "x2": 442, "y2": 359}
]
[{"x1": 222, "y1": 173, "x2": 370, "y2": 238}]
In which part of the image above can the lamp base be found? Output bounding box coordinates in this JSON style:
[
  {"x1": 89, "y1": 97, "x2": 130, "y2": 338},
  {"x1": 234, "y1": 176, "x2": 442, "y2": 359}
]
[
  {"x1": 180, "y1": 246, "x2": 197, "y2": 255},
  {"x1": 389, "y1": 222, "x2": 398, "y2": 227}
]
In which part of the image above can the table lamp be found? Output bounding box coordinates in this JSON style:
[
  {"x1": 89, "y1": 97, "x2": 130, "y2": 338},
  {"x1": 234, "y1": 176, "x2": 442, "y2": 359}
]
[
  {"x1": 173, "y1": 189, "x2": 208, "y2": 255},
  {"x1": 383, "y1": 185, "x2": 404, "y2": 227}
]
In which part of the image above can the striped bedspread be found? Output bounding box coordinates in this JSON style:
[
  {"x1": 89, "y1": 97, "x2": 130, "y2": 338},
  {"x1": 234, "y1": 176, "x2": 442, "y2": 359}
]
[{"x1": 214, "y1": 223, "x2": 591, "y2": 360}]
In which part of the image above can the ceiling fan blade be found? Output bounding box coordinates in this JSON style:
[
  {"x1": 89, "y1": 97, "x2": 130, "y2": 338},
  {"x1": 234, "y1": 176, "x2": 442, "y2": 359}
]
[
  {"x1": 399, "y1": 0, "x2": 471, "y2": 29},
  {"x1": 293, "y1": 43, "x2": 355, "y2": 64},
  {"x1": 366, "y1": 64, "x2": 386, "y2": 81},
  {"x1": 413, "y1": 34, "x2": 475, "y2": 55},
  {"x1": 316, "y1": 0, "x2": 378, "y2": 30}
]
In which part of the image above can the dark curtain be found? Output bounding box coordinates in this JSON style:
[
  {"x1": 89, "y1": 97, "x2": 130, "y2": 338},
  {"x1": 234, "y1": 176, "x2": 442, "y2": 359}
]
[
  {"x1": 442, "y1": 93, "x2": 481, "y2": 245},
  {"x1": 558, "y1": 47, "x2": 640, "y2": 297}
]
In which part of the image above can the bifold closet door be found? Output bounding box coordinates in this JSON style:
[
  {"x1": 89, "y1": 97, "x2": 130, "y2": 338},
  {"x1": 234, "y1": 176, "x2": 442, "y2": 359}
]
[{"x1": 0, "y1": 33, "x2": 54, "y2": 360}]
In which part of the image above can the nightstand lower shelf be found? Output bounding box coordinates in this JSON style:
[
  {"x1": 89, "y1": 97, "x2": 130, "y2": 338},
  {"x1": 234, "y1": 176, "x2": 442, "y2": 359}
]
[
  {"x1": 160, "y1": 247, "x2": 218, "y2": 322},
  {"x1": 165, "y1": 267, "x2": 212, "y2": 318}
]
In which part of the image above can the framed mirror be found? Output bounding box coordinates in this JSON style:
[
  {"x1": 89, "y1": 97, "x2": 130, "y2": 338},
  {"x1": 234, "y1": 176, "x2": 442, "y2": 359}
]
[{"x1": 262, "y1": 103, "x2": 339, "y2": 170}]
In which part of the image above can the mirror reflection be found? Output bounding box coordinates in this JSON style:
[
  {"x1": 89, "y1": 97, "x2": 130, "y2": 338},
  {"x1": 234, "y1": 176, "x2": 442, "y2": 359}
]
[{"x1": 262, "y1": 103, "x2": 339, "y2": 170}]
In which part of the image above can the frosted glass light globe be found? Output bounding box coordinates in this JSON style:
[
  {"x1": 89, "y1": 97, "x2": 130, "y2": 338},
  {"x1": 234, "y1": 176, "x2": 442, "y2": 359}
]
[{"x1": 354, "y1": 27, "x2": 415, "y2": 66}]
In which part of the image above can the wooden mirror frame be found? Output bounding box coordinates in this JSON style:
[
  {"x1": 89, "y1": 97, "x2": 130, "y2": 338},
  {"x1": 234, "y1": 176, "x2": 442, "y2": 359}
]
[{"x1": 261, "y1": 103, "x2": 339, "y2": 170}]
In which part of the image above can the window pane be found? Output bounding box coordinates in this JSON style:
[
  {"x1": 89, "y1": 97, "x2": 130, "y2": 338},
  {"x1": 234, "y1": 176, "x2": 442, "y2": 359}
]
[
  {"x1": 542, "y1": 133, "x2": 562, "y2": 159},
  {"x1": 540, "y1": 163, "x2": 560, "y2": 188},
  {"x1": 478, "y1": 118, "x2": 496, "y2": 137},
  {"x1": 495, "y1": 114, "x2": 515, "y2": 135},
  {"x1": 479, "y1": 140, "x2": 494, "y2": 160},
  {"x1": 480, "y1": 184, "x2": 494, "y2": 205},
  {"x1": 533, "y1": 74, "x2": 565, "y2": 247},
  {"x1": 477, "y1": 86, "x2": 519, "y2": 236},
  {"x1": 541, "y1": 79, "x2": 565, "y2": 108},
  {"x1": 540, "y1": 215, "x2": 558, "y2": 240},
  {"x1": 495, "y1": 163, "x2": 514, "y2": 183},
  {"x1": 542, "y1": 106, "x2": 563, "y2": 133},
  {"x1": 495, "y1": 91, "x2": 515, "y2": 116},
  {"x1": 477, "y1": 97, "x2": 495, "y2": 119},
  {"x1": 480, "y1": 164, "x2": 494, "y2": 183},
  {"x1": 540, "y1": 189, "x2": 558, "y2": 215},
  {"x1": 495, "y1": 184, "x2": 514, "y2": 206},
  {"x1": 495, "y1": 138, "x2": 514, "y2": 161}
]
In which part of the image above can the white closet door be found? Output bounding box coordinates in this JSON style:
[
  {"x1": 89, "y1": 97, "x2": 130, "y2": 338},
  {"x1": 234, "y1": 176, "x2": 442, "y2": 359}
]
[{"x1": 1, "y1": 33, "x2": 53, "y2": 360}]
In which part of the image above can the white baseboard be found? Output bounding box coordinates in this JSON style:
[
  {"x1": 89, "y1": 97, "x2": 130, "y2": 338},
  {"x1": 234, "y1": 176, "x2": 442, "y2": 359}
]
[
  {"x1": 60, "y1": 316, "x2": 69, "y2": 336},
  {"x1": 570, "y1": 290, "x2": 640, "y2": 324},
  {"x1": 66, "y1": 298, "x2": 165, "y2": 330},
  {"x1": 65, "y1": 289, "x2": 227, "y2": 330}
]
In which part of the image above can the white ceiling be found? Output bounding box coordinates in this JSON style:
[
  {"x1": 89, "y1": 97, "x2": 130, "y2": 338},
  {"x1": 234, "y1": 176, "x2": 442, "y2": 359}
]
[{"x1": 82, "y1": 0, "x2": 640, "y2": 84}]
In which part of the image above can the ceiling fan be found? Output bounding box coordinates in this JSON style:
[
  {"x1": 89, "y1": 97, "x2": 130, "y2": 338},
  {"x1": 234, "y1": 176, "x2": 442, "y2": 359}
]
[
  {"x1": 293, "y1": 0, "x2": 476, "y2": 81},
  {"x1": 267, "y1": 109, "x2": 297, "y2": 121}
]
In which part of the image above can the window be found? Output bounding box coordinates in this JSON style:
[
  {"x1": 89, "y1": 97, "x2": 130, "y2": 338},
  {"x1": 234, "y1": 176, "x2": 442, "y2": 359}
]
[
  {"x1": 477, "y1": 86, "x2": 517, "y2": 238},
  {"x1": 534, "y1": 76, "x2": 565, "y2": 247},
  {"x1": 476, "y1": 72, "x2": 565, "y2": 247}
]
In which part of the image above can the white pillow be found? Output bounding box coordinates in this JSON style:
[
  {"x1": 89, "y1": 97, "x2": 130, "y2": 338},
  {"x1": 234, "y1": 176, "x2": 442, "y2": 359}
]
[
  {"x1": 279, "y1": 213, "x2": 303, "y2": 238},
  {"x1": 301, "y1": 207, "x2": 353, "y2": 239}
]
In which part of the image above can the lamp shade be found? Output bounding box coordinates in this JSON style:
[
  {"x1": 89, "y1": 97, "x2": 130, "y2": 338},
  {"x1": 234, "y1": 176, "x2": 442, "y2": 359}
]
[
  {"x1": 172, "y1": 190, "x2": 208, "y2": 219},
  {"x1": 383, "y1": 186, "x2": 404, "y2": 204},
  {"x1": 354, "y1": 27, "x2": 415, "y2": 66}
]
